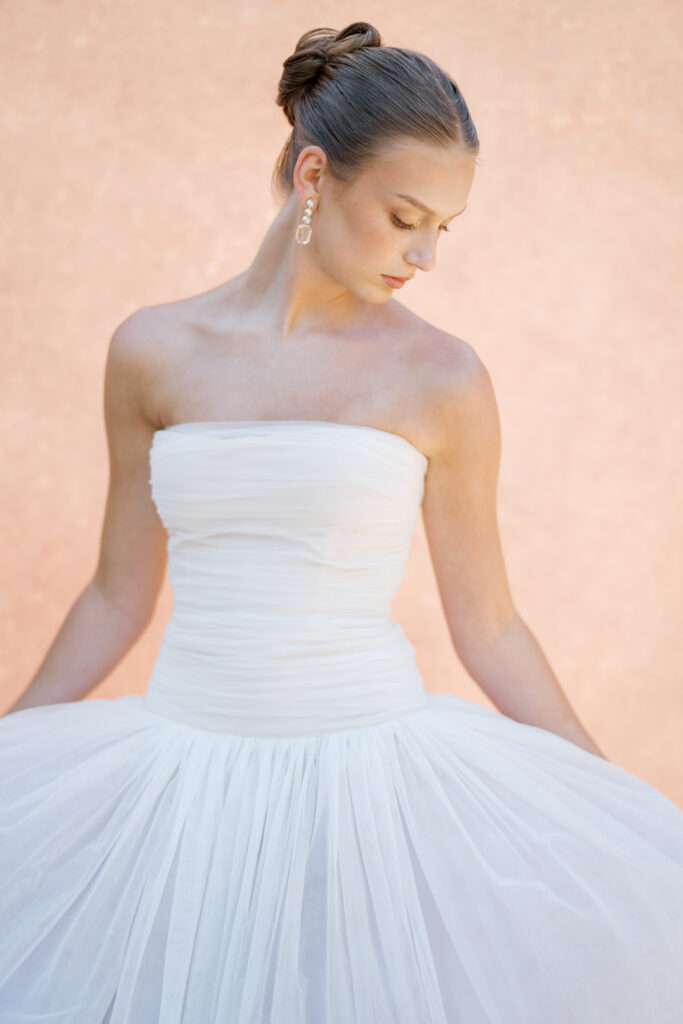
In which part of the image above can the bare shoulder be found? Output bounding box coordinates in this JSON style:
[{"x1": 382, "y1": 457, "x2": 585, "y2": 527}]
[
  {"x1": 107, "y1": 294, "x2": 209, "y2": 428},
  {"x1": 111, "y1": 294, "x2": 201, "y2": 357},
  {"x1": 399, "y1": 316, "x2": 498, "y2": 461}
]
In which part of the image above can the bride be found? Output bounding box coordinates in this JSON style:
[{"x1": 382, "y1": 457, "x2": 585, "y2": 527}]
[{"x1": 2, "y1": 20, "x2": 682, "y2": 1024}]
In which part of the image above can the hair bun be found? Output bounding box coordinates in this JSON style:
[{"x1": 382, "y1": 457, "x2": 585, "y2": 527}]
[
  {"x1": 324, "y1": 21, "x2": 382, "y2": 59},
  {"x1": 277, "y1": 22, "x2": 382, "y2": 126},
  {"x1": 271, "y1": 21, "x2": 479, "y2": 204}
]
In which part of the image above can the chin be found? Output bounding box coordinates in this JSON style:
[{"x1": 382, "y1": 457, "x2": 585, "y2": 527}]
[
  {"x1": 365, "y1": 288, "x2": 393, "y2": 305},
  {"x1": 375, "y1": 281, "x2": 400, "y2": 302},
  {"x1": 362, "y1": 277, "x2": 397, "y2": 301}
]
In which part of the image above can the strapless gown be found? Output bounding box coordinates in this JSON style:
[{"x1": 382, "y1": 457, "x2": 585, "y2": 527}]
[{"x1": 1, "y1": 419, "x2": 682, "y2": 1024}]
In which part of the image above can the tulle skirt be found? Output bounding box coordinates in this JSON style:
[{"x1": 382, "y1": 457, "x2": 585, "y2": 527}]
[{"x1": 1, "y1": 692, "x2": 682, "y2": 1023}]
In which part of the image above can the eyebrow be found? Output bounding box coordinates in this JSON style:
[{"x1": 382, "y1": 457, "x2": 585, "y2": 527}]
[{"x1": 393, "y1": 193, "x2": 468, "y2": 219}]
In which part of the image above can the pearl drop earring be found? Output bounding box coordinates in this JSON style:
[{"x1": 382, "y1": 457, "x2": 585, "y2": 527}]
[{"x1": 295, "y1": 197, "x2": 316, "y2": 245}]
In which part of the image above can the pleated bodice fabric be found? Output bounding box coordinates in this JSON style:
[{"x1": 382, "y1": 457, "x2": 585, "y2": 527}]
[{"x1": 143, "y1": 420, "x2": 430, "y2": 735}]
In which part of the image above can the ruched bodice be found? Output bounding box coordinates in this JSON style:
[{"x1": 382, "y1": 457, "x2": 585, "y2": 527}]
[{"x1": 142, "y1": 420, "x2": 431, "y2": 735}]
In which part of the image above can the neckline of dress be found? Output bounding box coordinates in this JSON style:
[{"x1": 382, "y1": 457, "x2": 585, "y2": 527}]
[{"x1": 154, "y1": 419, "x2": 429, "y2": 466}]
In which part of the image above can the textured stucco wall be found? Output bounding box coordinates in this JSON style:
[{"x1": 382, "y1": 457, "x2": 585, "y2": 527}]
[{"x1": 1, "y1": 2, "x2": 681, "y2": 804}]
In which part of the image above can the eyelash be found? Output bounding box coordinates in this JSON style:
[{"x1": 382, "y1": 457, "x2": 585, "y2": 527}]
[{"x1": 391, "y1": 215, "x2": 450, "y2": 233}]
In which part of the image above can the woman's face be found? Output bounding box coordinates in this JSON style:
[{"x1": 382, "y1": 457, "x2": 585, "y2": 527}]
[{"x1": 299, "y1": 137, "x2": 476, "y2": 302}]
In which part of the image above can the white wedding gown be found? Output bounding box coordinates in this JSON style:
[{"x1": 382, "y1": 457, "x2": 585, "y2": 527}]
[{"x1": 1, "y1": 419, "x2": 682, "y2": 1023}]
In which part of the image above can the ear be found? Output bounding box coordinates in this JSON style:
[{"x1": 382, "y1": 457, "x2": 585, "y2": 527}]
[{"x1": 292, "y1": 145, "x2": 327, "y2": 201}]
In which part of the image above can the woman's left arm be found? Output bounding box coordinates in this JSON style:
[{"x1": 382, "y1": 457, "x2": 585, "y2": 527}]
[{"x1": 421, "y1": 346, "x2": 606, "y2": 760}]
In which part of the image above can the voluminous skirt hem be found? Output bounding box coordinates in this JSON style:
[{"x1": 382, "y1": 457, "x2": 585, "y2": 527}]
[{"x1": 1, "y1": 692, "x2": 682, "y2": 1023}]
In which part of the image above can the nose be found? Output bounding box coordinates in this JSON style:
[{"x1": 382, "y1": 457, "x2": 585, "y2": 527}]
[{"x1": 404, "y1": 237, "x2": 437, "y2": 273}]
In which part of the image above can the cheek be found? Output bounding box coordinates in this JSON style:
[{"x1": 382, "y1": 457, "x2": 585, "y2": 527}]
[{"x1": 341, "y1": 207, "x2": 394, "y2": 258}]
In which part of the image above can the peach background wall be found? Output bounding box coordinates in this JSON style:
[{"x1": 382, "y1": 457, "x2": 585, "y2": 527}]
[{"x1": 1, "y1": 2, "x2": 681, "y2": 804}]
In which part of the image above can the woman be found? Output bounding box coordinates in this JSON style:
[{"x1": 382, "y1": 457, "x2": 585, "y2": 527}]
[{"x1": 1, "y1": 21, "x2": 682, "y2": 1023}]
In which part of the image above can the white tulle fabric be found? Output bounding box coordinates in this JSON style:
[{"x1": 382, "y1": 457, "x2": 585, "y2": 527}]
[
  {"x1": 143, "y1": 420, "x2": 430, "y2": 736},
  {"x1": 1, "y1": 420, "x2": 683, "y2": 1024}
]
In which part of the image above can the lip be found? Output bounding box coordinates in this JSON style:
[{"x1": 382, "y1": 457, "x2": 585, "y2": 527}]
[{"x1": 381, "y1": 274, "x2": 411, "y2": 288}]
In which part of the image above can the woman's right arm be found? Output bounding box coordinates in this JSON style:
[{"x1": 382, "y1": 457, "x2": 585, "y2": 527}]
[{"x1": 4, "y1": 309, "x2": 168, "y2": 715}]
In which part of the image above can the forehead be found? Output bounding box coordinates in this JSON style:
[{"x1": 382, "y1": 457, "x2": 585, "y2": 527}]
[{"x1": 364, "y1": 138, "x2": 475, "y2": 211}]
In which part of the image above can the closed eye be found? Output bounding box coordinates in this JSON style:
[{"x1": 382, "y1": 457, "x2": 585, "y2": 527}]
[{"x1": 391, "y1": 214, "x2": 450, "y2": 233}]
